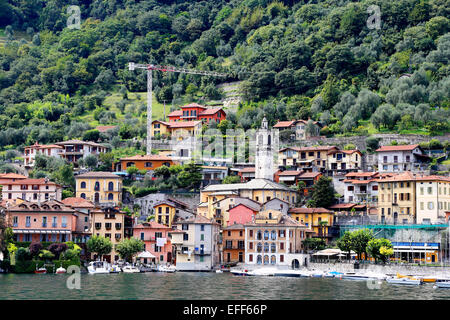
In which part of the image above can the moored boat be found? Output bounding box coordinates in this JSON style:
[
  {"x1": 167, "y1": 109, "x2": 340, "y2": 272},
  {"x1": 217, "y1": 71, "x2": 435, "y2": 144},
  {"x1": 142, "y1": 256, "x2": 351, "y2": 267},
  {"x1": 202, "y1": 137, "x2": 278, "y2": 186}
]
[
  {"x1": 230, "y1": 268, "x2": 250, "y2": 276},
  {"x1": 35, "y1": 267, "x2": 47, "y2": 274},
  {"x1": 273, "y1": 269, "x2": 311, "y2": 278},
  {"x1": 122, "y1": 265, "x2": 141, "y2": 273},
  {"x1": 386, "y1": 273, "x2": 421, "y2": 285},
  {"x1": 87, "y1": 261, "x2": 110, "y2": 274},
  {"x1": 157, "y1": 264, "x2": 176, "y2": 273},
  {"x1": 434, "y1": 280, "x2": 450, "y2": 288},
  {"x1": 109, "y1": 264, "x2": 121, "y2": 273},
  {"x1": 55, "y1": 267, "x2": 66, "y2": 274},
  {"x1": 247, "y1": 267, "x2": 278, "y2": 277}
]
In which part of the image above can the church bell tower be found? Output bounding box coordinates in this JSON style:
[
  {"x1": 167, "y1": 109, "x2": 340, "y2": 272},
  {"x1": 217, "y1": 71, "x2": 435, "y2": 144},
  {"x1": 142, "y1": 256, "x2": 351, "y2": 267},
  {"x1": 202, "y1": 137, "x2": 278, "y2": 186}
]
[{"x1": 255, "y1": 116, "x2": 274, "y2": 180}]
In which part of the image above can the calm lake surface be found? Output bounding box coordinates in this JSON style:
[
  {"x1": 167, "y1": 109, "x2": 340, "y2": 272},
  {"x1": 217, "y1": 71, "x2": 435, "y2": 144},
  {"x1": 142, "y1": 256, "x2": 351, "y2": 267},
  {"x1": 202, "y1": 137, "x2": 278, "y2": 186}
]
[{"x1": 2, "y1": 273, "x2": 450, "y2": 300}]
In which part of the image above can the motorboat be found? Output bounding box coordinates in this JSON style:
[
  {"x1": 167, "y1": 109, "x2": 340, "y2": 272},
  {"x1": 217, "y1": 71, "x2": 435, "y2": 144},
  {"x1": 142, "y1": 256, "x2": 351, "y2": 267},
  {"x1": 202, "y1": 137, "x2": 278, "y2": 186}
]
[
  {"x1": 87, "y1": 261, "x2": 110, "y2": 274},
  {"x1": 326, "y1": 271, "x2": 344, "y2": 278},
  {"x1": 55, "y1": 266, "x2": 66, "y2": 274},
  {"x1": 122, "y1": 265, "x2": 141, "y2": 273},
  {"x1": 309, "y1": 270, "x2": 325, "y2": 278},
  {"x1": 386, "y1": 273, "x2": 421, "y2": 285},
  {"x1": 157, "y1": 264, "x2": 176, "y2": 273},
  {"x1": 434, "y1": 280, "x2": 450, "y2": 288},
  {"x1": 417, "y1": 276, "x2": 437, "y2": 283},
  {"x1": 138, "y1": 265, "x2": 154, "y2": 272},
  {"x1": 247, "y1": 267, "x2": 278, "y2": 277},
  {"x1": 340, "y1": 272, "x2": 386, "y2": 281},
  {"x1": 109, "y1": 265, "x2": 121, "y2": 273},
  {"x1": 215, "y1": 270, "x2": 223, "y2": 273},
  {"x1": 230, "y1": 268, "x2": 250, "y2": 276},
  {"x1": 273, "y1": 269, "x2": 311, "y2": 278},
  {"x1": 35, "y1": 267, "x2": 47, "y2": 274}
]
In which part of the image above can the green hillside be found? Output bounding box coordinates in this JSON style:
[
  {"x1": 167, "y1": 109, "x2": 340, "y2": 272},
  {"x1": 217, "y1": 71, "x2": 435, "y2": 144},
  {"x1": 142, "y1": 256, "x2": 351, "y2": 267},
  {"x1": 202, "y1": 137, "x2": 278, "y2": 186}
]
[{"x1": 0, "y1": 0, "x2": 448, "y2": 153}]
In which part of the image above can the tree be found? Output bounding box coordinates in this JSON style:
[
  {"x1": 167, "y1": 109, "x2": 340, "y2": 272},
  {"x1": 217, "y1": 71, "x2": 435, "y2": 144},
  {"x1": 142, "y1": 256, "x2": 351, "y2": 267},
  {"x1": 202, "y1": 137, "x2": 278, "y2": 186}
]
[
  {"x1": 29, "y1": 242, "x2": 43, "y2": 258},
  {"x1": 302, "y1": 238, "x2": 326, "y2": 252},
  {"x1": 84, "y1": 154, "x2": 98, "y2": 169},
  {"x1": 336, "y1": 232, "x2": 353, "y2": 260},
  {"x1": 222, "y1": 175, "x2": 241, "y2": 184},
  {"x1": 86, "y1": 235, "x2": 112, "y2": 261},
  {"x1": 115, "y1": 238, "x2": 144, "y2": 262},
  {"x1": 309, "y1": 176, "x2": 336, "y2": 208},
  {"x1": 83, "y1": 129, "x2": 100, "y2": 142},
  {"x1": 126, "y1": 165, "x2": 140, "y2": 180},
  {"x1": 367, "y1": 238, "x2": 393, "y2": 263},
  {"x1": 351, "y1": 229, "x2": 374, "y2": 261},
  {"x1": 178, "y1": 162, "x2": 202, "y2": 189},
  {"x1": 366, "y1": 136, "x2": 380, "y2": 152},
  {"x1": 48, "y1": 243, "x2": 68, "y2": 259}
]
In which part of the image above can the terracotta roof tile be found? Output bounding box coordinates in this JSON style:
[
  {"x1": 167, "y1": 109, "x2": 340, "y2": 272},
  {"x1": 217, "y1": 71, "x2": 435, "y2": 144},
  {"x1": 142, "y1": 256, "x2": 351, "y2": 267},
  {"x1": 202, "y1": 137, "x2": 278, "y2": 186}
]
[{"x1": 376, "y1": 144, "x2": 420, "y2": 152}]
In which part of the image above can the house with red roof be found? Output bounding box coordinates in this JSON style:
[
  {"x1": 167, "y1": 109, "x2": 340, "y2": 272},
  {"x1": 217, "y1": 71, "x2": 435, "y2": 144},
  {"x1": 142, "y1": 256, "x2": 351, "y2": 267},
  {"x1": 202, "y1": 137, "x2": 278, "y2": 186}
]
[
  {"x1": 273, "y1": 119, "x2": 321, "y2": 140},
  {"x1": 151, "y1": 120, "x2": 202, "y2": 140},
  {"x1": 133, "y1": 221, "x2": 174, "y2": 264},
  {"x1": 1, "y1": 178, "x2": 62, "y2": 202},
  {"x1": 375, "y1": 144, "x2": 430, "y2": 173},
  {"x1": 326, "y1": 149, "x2": 362, "y2": 175},
  {"x1": 278, "y1": 146, "x2": 338, "y2": 172},
  {"x1": 167, "y1": 103, "x2": 226, "y2": 124}
]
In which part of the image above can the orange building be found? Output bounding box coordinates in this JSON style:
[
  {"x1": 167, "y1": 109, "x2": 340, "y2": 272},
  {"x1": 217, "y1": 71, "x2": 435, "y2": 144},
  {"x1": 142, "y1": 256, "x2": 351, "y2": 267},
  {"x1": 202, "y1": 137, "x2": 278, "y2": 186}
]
[
  {"x1": 113, "y1": 154, "x2": 175, "y2": 173},
  {"x1": 222, "y1": 224, "x2": 246, "y2": 264}
]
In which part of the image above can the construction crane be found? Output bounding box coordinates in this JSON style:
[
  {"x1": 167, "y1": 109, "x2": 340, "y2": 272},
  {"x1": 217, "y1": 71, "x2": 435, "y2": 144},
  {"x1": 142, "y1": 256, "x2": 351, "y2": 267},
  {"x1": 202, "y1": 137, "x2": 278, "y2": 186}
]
[{"x1": 128, "y1": 62, "x2": 228, "y2": 155}]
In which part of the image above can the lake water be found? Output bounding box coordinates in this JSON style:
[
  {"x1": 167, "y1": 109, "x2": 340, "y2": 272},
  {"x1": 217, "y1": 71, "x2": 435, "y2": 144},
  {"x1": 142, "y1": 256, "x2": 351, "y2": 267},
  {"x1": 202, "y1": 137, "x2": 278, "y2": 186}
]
[{"x1": 2, "y1": 273, "x2": 450, "y2": 300}]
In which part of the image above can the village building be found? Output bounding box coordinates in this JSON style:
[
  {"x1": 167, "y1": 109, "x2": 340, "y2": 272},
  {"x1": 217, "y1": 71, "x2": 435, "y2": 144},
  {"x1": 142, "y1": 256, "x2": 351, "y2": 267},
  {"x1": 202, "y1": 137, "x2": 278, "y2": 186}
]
[
  {"x1": 151, "y1": 120, "x2": 202, "y2": 140},
  {"x1": 90, "y1": 207, "x2": 126, "y2": 262},
  {"x1": 326, "y1": 149, "x2": 362, "y2": 175},
  {"x1": 273, "y1": 119, "x2": 320, "y2": 140},
  {"x1": 288, "y1": 207, "x2": 335, "y2": 242},
  {"x1": 24, "y1": 142, "x2": 64, "y2": 167},
  {"x1": 75, "y1": 172, "x2": 122, "y2": 206},
  {"x1": 278, "y1": 146, "x2": 339, "y2": 172},
  {"x1": 170, "y1": 214, "x2": 220, "y2": 271},
  {"x1": 54, "y1": 140, "x2": 109, "y2": 165},
  {"x1": 6, "y1": 200, "x2": 80, "y2": 243},
  {"x1": 113, "y1": 154, "x2": 175, "y2": 174},
  {"x1": 223, "y1": 224, "x2": 246, "y2": 264},
  {"x1": 376, "y1": 144, "x2": 430, "y2": 173},
  {"x1": 0, "y1": 178, "x2": 62, "y2": 202},
  {"x1": 244, "y1": 210, "x2": 312, "y2": 267},
  {"x1": 153, "y1": 199, "x2": 194, "y2": 228},
  {"x1": 167, "y1": 103, "x2": 226, "y2": 124},
  {"x1": 133, "y1": 221, "x2": 173, "y2": 264}
]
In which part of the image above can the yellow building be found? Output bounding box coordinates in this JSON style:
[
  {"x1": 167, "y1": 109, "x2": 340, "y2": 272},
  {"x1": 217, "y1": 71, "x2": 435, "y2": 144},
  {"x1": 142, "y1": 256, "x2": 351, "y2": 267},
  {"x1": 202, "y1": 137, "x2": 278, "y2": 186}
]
[
  {"x1": 154, "y1": 200, "x2": 177, "y2": 227},
  {"x1": 75, "y1": 172, "x2": 122, "y2": 206},
  {"x1": 151, "y1": 120, "x2": 202, "y2": 140},
  {"x1": 288, "y1": 207, "x2": 334, "y2": 241},
  {"x1": 90, "y1": 207, "x2": 125, "y2": 262},
  {"x1": 278, "y1": 146, "x2": 338, "y2": 171},
  {"x1": 327, "y1": 149, "x2": 362, "y2": 173},
  {"x1": 199, "y1": 178, "x2": 298, "y2": 220},
  {"x1": 378, "y1": 172, "x2": 416, "y2": 224}
]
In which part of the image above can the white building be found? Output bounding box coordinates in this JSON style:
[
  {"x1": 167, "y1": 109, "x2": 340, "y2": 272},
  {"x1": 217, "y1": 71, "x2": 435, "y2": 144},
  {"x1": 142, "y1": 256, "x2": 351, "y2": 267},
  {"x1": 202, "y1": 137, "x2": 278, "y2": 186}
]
[
  {"x1": 376, "y1": 144, "x2": 429, "y2": 173},
  {"x1": 343, "y1": 172, "x2": 381, "y2": 204},
  {"x1": 170, "y1": 214, "x2": 220, "y2": 271},
  {"x1": 415, "y1": 175, "x2": 450, "y2": 224},
  {"x1": 24, "y1": 143, "x2": 64, "y2": 167},
  {"x1": 255, "y1": 116, "x2": 275, "y2": 180},
  {"x1": 1, "y1": 178, "x2": 62, "y2": 202}
]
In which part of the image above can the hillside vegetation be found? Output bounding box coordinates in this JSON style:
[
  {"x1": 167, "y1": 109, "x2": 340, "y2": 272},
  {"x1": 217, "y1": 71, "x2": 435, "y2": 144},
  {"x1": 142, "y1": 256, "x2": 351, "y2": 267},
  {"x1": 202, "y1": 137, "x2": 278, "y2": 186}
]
[{"x1": 0, "y1": 0, "x2": 448, "y2": 153}]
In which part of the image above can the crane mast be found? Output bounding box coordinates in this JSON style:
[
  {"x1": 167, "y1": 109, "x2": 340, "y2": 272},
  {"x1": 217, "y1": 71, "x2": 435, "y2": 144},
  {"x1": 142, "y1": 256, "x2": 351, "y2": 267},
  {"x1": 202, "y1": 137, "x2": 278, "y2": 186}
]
[{"x1": 128, "y1": 62, "x2": 227, "y2": 155}]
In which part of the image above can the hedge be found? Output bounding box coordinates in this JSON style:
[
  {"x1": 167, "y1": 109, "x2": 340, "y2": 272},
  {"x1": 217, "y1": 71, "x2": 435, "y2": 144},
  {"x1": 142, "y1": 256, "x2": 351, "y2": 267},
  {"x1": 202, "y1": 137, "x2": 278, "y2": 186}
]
[{"x1": 12, "y1": 258, "x2": 81, "y2": 273}]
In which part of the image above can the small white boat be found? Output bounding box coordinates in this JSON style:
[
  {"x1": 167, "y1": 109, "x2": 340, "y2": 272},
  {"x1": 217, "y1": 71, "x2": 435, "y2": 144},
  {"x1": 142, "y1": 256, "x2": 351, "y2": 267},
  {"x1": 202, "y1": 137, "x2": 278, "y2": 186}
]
[
  {"x1": 341, "y1": 272, "x2": 387, "y2": 281},
  {"x1": 434, "y1": 280, "x2": 450, "y2": 288},
  {"x1": 216, "y1": 270, "x2": 223, "y2": 273},
  {"x1": 55, "y1": 267, "x2": 66, "y2": 274},
  {"x1": 386, "y1": 276, "x2": 421, "y2": 285},
  {"x1": 247, "y1": 267, "x2": 278, "y2": 277},
  {"x1": 157, "y1": 264, "x2": 176, "y2": 273},
  {"x1": 230, "y1": 268, "x2": 249, "y2": 276},
  {"x1": 309, "y1": 270, "x2": 325, "y2": 278},
  {"x1": 122, "y1": 265, "x2": 141, "y2": 273},
  {"x1": 87, "y1": 261, "x2": 110, "y2": 274}
]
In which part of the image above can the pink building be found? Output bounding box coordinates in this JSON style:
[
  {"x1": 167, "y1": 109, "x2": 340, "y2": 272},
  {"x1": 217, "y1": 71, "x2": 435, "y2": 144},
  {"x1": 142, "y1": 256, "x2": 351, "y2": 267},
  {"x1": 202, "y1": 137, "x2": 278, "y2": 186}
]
[
  {"x1": 133, "y1": 222, "x2": 173, "y2": 264},
  {"x1": 227, "y1": 203, "x2": 259, "y2": 226},
  {"x1": 6, "y1": 200, "x2": 78, "y2": 242}
]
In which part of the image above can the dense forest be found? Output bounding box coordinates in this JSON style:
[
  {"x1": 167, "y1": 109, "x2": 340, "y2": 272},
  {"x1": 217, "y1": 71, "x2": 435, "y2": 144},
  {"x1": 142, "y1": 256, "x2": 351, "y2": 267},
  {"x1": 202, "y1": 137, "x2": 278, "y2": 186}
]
[{"x1": 0, "y1": 0, "x2": 448, "y2": 153}]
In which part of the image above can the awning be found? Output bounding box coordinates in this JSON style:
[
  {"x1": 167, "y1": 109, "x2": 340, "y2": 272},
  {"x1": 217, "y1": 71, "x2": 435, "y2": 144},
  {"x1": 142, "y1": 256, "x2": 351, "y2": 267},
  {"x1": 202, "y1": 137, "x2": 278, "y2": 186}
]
[
  {"x1": 13, "y1": 229, "x2": 71, "y2": 234},
  {"x1": 137, "y1": 251, "x2": 156, "y2": 259}
]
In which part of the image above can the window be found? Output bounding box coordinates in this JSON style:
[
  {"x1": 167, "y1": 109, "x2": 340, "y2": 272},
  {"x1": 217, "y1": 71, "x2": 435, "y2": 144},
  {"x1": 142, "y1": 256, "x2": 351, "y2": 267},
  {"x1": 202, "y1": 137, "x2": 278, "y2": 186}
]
[
  {"x1": 264, "y1": 242, "x2": 269, "y2": 253},
  {"x1": 108, "y1": 182, "x2": 114, "y2": 191},
  {"x1": 263, "y1": 230, "x2": 269, "y2": 240},
  {"x1": 249, "y1": 230, "x2": 253, "y2": 238},
  {"x1": 257, "y1": 243, "x2": 262, "y2": 253},
  {"x1": 280, "y1": 255, "x2": 284, "y2": 263},
  {"x1": 80, "y1": 193, "x2": 86, "y2": 199},
  {"x1": 145, "y1": 162, "x2": 153, "y2": 168},
  {"x1": 271, "y1": 230, "x2": 277, "y2": 240},
  {"x1": 25, "y1": 216, "x2": 31, "y2": 227},
  {"x1": 200, "y1": 234, "x2": 204, "y2": 241},
  {"x1": 271, "y1": 243, "x2": 276, "y2": 253},
  {"x1": 428, "y1": 202, "x2": 434, "y2": 210},
  {"x1": 13, "y1": 216, "x2": 18, "y2": 227},
  {"x1": 271, "y1": 255, "x2": 276, "y2": 265},
  {"x1": 257, "y1": 230, "x2": 262, "y2": 240},
  {"x1": 105, "y1": 223, "x2": 112, "y2": 230},
  {"x1": 249, "y1": 242, "x2": 253, "y2": 250},
  {"x1": 428, "y1": 187, "x2": 433, "y2": 195},
  {"x1": 94, "y1": 181, "x2": 100, "y2": 191},
  {"x1": 257, "y1": 255, "x2": 262, "y2": 265},
  {"x1": 280, "y1": 242, "x2": 284, "y2": 250},
  {"x1": 115, "y1": 234, "x2": 121, "y2": 240},
  {"x1": 42, "y1": 216, "x2": 47, "y2": 227},
  {"x1": 263, "y1": 255, "x2": 269, "y2": 265},
  {"x1": 52, "y1": 217, "x2": 57, "y2": 228},
  {"x1": 80, "y1": 181, "x2": 86, "y2": 189},
  {"x1": 115, "y1": 223, "x2": 122, "y2": 230},
  {"x1": 279, "y1": 230, "x2": 285, "y2": 238},
  {"x1": 183, "y1": 233, "x2": 189, "y2": 241},
  {"x1": 140, "y1": 232, "x2": 144, "y2": 240},
  {"x1": 182, "y1": 224, "x2": 189, "y2": 230},
  {"x1": 200, "y1": 224, "x2": 205, "y2": 231},
  {"x1": 108, "y1": 193, "x2": 114, "y2": 201},
  {"x1": 95, "y1": 223, "x2": 101, "y2": 230}
]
